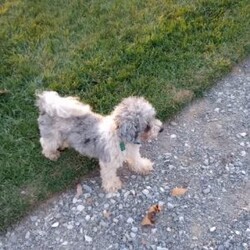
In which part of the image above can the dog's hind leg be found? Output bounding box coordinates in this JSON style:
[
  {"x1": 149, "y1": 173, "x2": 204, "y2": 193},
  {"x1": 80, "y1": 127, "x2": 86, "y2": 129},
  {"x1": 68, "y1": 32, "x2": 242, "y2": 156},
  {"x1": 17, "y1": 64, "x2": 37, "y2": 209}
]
[{"x1": 40, "y1": 136, "x2": 61, "y2": 161}]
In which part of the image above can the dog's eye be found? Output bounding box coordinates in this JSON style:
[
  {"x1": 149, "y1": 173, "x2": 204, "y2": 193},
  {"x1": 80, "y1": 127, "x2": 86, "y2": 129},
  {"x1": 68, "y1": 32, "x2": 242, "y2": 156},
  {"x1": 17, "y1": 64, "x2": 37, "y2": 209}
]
[{"x1": 144, "y1": 125, "x2": 151, "y2": 132}]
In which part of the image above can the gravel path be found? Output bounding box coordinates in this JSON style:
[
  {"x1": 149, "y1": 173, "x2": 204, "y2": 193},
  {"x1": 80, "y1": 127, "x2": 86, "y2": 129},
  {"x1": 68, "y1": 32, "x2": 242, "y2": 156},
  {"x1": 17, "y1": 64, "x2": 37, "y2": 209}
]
[{"x1": 1, "y1": 59, "x2": 250, "y2": 250}]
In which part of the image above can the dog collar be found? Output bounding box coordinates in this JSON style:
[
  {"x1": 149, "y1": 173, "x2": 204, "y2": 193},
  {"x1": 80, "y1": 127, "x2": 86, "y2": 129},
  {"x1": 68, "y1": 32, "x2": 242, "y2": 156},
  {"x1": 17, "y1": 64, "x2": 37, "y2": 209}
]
[{"x1": 119, "y1": 142, "x2": 126, "y2": 151}]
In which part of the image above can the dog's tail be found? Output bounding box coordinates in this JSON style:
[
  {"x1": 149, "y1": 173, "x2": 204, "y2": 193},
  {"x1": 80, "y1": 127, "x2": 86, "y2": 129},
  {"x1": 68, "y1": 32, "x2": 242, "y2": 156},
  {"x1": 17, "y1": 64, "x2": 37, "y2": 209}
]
[{"x1": 36, "y1": 91, "x2": 91, "y2": 118}]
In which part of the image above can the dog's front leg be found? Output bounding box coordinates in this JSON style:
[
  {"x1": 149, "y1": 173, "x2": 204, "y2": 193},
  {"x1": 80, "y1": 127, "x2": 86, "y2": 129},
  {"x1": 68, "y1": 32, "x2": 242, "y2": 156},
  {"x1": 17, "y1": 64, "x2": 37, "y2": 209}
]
[
  {"x1": 100, "y1": 160, "x2": 122, "y2": 193},
  {"x1": 126, "y1": 144, "x2": 153, "y2": 175}
]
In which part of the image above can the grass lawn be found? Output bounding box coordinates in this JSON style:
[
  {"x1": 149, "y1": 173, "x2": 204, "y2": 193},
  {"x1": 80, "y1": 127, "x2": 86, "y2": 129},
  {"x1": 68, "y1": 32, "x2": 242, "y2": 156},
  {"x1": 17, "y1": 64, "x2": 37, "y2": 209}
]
[{"x1": 0, "y1": 0, "x2": 249, "y2": 231}]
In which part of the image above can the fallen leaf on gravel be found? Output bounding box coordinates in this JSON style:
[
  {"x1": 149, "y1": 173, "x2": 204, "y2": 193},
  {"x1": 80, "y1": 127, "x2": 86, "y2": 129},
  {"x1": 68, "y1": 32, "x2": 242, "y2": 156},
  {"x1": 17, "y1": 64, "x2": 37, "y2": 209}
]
[
  {"x1": 141, "y1": 204, "x2": 162, "y2": 226},
  {"x1": 76, "y1": 184, "x2": 83, "y2": 198},
  {"x1": 86, "y1": 198, "x2": 93, "y2": 205},
  {"x1": 171, "y1": 187, "x2": 188, "y2": 196}
]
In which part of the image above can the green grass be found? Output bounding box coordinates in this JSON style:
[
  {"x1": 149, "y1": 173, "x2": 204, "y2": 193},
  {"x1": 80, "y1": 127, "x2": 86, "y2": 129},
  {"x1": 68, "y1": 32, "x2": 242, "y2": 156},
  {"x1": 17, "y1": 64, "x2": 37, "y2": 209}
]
[{"x1": 0, "y1": 0, "x2": 249, "y2": 231}]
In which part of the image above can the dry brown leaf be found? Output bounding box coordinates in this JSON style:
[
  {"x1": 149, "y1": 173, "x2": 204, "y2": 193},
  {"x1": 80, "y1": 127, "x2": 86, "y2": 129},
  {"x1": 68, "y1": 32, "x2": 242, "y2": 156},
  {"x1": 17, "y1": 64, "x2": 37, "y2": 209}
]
[
  {"x1": 141, "y1": 215, "x2": 153, "y2": 226},
  {"x1": 171, "y1": 187, "x2": 188, "y2": 196},
  {"x1": 86, "y1": 198, "x2": 93, "y2": 205},
  {"x1": 141, "y1": 204, "x2": 162, "y2": 226},
  {"x1": 76, "y1": 184, "x2": 83, "y2": 198}
]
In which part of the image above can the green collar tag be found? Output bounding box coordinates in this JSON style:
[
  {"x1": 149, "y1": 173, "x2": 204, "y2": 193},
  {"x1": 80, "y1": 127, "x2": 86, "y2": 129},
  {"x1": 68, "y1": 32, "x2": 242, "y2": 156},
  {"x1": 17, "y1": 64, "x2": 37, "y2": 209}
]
[{"x1": 120, "y1": 142, "x2": 126, "y2": 151}]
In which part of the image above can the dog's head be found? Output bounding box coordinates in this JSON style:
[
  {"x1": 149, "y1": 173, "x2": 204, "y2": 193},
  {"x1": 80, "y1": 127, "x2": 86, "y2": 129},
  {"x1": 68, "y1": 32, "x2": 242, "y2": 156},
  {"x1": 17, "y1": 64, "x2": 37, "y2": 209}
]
[{"x1": 112, "y1": 97, "x2": 163, "y2": 144}]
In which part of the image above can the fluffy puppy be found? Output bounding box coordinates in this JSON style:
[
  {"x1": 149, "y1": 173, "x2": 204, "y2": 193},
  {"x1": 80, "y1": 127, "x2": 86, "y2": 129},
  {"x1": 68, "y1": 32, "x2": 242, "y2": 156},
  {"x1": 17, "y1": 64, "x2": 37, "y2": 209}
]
[{"x1": 36, "y1": 91, "x2": 163, "y2": 192}]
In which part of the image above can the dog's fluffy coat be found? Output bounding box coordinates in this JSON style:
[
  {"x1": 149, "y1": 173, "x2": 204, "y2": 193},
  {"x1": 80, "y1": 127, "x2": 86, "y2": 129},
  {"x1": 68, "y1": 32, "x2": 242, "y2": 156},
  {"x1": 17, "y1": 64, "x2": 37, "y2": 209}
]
[{"x1": 36, "y1": 91, "x2": 163, "y2": 192}]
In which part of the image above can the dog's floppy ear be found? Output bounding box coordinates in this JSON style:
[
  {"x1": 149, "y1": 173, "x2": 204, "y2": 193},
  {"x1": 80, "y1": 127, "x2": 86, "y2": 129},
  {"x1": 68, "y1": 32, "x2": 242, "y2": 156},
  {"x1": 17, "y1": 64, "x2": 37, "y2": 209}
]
[
  {"x1": 112, "y1": 96, "x2": 155, "y2": 144},
  {"x1": 117, "y1": 117, "x2": 140, "y2": 144}
]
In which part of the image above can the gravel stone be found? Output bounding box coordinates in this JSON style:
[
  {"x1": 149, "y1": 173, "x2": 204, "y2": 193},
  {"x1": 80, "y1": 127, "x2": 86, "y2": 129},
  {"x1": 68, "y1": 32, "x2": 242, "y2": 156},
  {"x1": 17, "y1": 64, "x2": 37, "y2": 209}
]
[
  {"x1": 142, "y1": 189, "x2": 150, "y2": 196},
  {"x1": 76, "y1": 205, "x2": 84, "y2": 212},
  {"x1": 130, "y1": 232, "x2": 136, "y2": 238},
  {"x1": 82, "y1": 184, "x2": 93, "y2": 193},
  {"x1": 84, "y1": 235, "x2": 92, "y2": 243},
  {"x1": 1, "y1": 59, "x2": 250, "y2": 250},
  {"x1": 209, "y1": 227, "x2": 217, "y2": 232},
  {"x1": 51, "y1": 222, "x2": 59, "y2": 228},
  {"x1": 126, "y1": 218, "x2": 134, "y2": 224},
  {"x1": 167, "y1": 202, "x2": 175, "y2": 209},
  {"x1": 25, "y1": 231, "x2": 30, "y2": 239},
  {"x1": 85, "y1": 215, "x2": 91, "y2": 221},
  {"x1": 131, "y1": 227, "x2": 138, "y2": 233},
  {"x1": 203, "y1": 188, "x2": 211, "y2": 194},
  {"x1": 67, "y1": 224, "x2": 73, "y2": 230},
  {"x1": 217, "y1": 245, "x2": 225, "y2": 250}
]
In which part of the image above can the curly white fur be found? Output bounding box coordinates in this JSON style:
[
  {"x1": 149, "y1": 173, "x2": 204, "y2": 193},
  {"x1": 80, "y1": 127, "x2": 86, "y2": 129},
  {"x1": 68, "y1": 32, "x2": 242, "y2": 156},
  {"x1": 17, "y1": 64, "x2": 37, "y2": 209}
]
[{"x1": 36, "y1": 91, "x2": 163, "y2": 192}]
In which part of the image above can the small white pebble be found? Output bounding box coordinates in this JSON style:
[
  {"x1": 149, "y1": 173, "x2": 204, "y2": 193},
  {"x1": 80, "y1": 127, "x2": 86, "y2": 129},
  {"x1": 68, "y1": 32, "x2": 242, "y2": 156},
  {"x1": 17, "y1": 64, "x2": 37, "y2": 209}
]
[
  {"x1": 170, "y1": 134, "x2": 177, "y2": 139},
  {"x1": 85, "y1": 215, "x2": 91, "y2": 221},
  {"x1": 113, "y1": 218, "x2": 119, "y2": 223},
  {"x1": 25, "y1": 231, "x2": 30, "y2": 239},
  {"x1": 168, "y1": 165, "x2": 175, "y2": 170},
  {"x1": 170, "y1": 121, "x2": 177, "y2": 126},
  {"x1": 240, "y1": 132, "x2": 247, "y2": 137},
  {"x1": 127, "y1": 217, "x2": 134, "y2": 224},
  {"x1": 67, "y1": 224, "x2": 73, "y2": 230},
  {"x1": 210, "y1": 226, "x2": 216, "y2": 232},
  {"x1": 106, "y1": 192, "x2": 118, "y2": 198},
  {"x1": 142, "y1": 189, "x2": 149, "y2": 196},
  {"x1": 104, "y1": 203, "x2": 109, "y2": 209},
  {"x1": 76, "y1": 205, "x2": 85, "y2": 212},
  {"x1": 130, "y1": 189, "x2": 136, "y2": 196},
  {"x1": 85, "y1": 235, "x2": 92, "y2": 242},
  {"x1": 124, "y1": 191, "x2": 130, "y2": 199},
  {"x1": 158, "y1": 201, "x2": 165, "y2": 206},
  {"x1": 179, "y1": 216, "x2": 184, "y2": 222},
  {"x1": 242, "y1": 243, "x2": 248, "y2": 248},
  {"x1": 241, "y1": 151, "x2": 246, "y2": 157},
  {"x1": 130, "y1": 232, "x2": 136, "y2": 238},
  {"x1": 51, "y1": 222, "x2": 59, "y2": 228},
  {"x1": 156, "y1": 247, "x2": 168, "y2": 250}
]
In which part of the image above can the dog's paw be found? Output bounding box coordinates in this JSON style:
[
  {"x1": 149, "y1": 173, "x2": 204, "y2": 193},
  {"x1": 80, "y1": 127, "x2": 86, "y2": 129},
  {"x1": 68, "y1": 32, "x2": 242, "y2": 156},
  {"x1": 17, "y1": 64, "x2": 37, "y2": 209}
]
[
  {"x1": 59, "y1": 141, "x2": 69, "y2": 151},
  {"x1": 43, "y1": 150, "x2": 60, "y2": 161},
  {"x1": 131, "y1": 158, "x2": 154, "y2": 175},
  {"x1": 103, "y1": 177, "x2": 122, "y2": 193}
]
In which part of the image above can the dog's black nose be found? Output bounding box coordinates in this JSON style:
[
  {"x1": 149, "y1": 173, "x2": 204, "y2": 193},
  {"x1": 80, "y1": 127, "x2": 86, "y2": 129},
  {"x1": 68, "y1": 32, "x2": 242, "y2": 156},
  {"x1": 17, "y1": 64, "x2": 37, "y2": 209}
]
[{"x1": 159, "y1": 127, "x2": 164, "y2": 133}]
